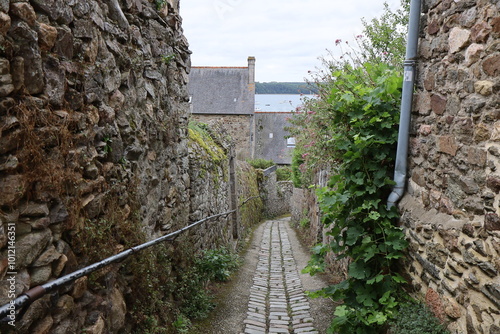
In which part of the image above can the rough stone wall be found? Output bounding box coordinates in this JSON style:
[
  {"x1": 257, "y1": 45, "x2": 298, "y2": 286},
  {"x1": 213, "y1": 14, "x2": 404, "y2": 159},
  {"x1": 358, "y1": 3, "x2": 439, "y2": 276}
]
[
  {"x1": 260, "y1": 166, "x2": 293, "y2": 218},
  {"x1": 187, "y1": 122, "x2": 234, "y2": 249},
  {"x1": 399, "y1": 0, "x2": 500, "y2": 332},
  {"x1": 0, "y1": 0, "x2": 192, "y2": 332},
  {"x1": 290, "y1": 169, "x2": 348, "y2": 281},
  {"x1": 191, "y1": 114, "x2": 253, "y2": 160},
  {"x1": 0, "y1": 1, "x2": 263, "y2": 333},
  {"x1": 237, "y1": 160, "x2": 265, "y2": 234}
]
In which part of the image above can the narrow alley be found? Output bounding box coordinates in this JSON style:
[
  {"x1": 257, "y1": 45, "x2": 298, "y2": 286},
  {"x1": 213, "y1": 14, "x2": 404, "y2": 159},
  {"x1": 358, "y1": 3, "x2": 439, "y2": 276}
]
[{"x1": 193, "y1": 217, "x2": 334, "y2": 334}]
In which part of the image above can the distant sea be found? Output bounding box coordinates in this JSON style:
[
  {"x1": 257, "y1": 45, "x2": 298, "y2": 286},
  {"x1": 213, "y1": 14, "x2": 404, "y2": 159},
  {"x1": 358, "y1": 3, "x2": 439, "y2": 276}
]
[{"x1": 255, "y1": 94, "x2": 315, "y2": 112}]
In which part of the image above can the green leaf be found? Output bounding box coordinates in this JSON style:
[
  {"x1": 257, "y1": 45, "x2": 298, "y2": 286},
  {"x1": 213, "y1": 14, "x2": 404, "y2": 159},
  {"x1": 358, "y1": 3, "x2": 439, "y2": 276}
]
[
  {"x1": 366, "y1": 311, "x2": 387, "y2": 325},
  {"x1": 367, "y1": 274, "x2": 384, "y2": 285},
  {"x1": 348, "y1": 262, "x2": 371, "y2": 279},
  {"x1": 346, "y1": 226, "x2": 364, "y2": 246},
  {"x1": 334, "y1": 305, "x2": 349, "y2": 317},
  {"x1": 391, "y1": 273, "x2": 407, "y2": 284}
]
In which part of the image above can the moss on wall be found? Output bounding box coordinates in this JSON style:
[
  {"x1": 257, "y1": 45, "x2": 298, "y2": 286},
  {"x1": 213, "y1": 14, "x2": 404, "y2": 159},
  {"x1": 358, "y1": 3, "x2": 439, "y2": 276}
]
[
  {"x1": 237, "y1": 161, "x2": 264, "y2": 230},
  {"x1": 188, "y1": 122, "x2": 226, "y2": 163}
]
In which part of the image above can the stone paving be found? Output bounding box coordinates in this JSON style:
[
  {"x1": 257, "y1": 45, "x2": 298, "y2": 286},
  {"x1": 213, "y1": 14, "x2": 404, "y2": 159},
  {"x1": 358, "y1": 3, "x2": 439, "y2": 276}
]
[{"x1": 242, "y1": 220, "x2": 318, "y2": 334}]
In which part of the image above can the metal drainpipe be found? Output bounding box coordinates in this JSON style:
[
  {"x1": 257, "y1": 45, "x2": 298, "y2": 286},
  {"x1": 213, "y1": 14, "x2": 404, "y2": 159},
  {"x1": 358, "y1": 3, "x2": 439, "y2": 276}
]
[{"x1": 387, "y1": 0, "x2": 422, "y2": 209}]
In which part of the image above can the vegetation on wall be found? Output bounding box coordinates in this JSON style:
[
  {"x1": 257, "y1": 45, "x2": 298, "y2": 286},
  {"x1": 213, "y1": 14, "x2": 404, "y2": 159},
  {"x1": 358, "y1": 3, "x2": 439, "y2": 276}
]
[
  {"x1": 237, "y1": 161, "x2": 264, "y2": 229},
  {"x1": 297, "y1": 56, "x2": 406, "y2": 334},
  {"x1": 188, "y1": 121, "x2": 226, "y2": 163},
  {"x1": 276, "y1": 166, "x2": 292, "y2": 181},
  {"x1": 286, "y1": 1, "x2": 440, "y2": 333},
  {"x1": 245, "y1": 159, "x2": 291, "y2": 181},
  {"x1": 123, "y1": 243, "x2": 241, "y2": 333},
  {"x1": 391, "y1": 302, "x2": 450, "y2": 334},
  {"x1": 175, "y1": 246, "x2": 240, "y2": 321},
  {"x1": 246, "y1": 158, "x2": 275, "y2": 170}
]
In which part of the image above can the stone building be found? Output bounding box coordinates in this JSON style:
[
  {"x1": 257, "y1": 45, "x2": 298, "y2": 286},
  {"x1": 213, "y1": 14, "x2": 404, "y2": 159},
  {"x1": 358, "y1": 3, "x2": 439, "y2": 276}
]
[
  {"x1": 398, "y1": 1, "x2": 500, "y2": 333},
  {"x1": 188, "y1": 57, "x2": 256, "y2": 160},
  {"x1": 253, "y1": 94, "x2": 308, "y2": 165},
  {"x1": 188, "y1": 58, "x2": 311, "y2": 165},
  {"x1": 253, "y1": 112, "x2": 295, "y2": 165}
]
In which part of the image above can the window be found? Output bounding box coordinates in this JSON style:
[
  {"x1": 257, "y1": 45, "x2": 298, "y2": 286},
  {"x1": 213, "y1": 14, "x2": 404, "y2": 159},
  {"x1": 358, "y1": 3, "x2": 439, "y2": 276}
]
[{"x1": 286, "y1": 137, "x2": 296, "y2": 148}]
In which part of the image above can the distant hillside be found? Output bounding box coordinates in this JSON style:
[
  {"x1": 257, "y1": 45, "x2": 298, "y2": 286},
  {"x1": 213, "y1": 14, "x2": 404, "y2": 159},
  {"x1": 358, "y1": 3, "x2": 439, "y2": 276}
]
[{"x1": 255, "y1": 82, "x2": 318, "y2": 94}]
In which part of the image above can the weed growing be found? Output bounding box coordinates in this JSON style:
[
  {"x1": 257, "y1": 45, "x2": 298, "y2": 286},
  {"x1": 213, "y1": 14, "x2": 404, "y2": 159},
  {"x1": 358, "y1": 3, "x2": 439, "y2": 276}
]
[
  {"x1": 276, "y1": 166, "x2": 292, "y2": 181},
  {"x1": 390, "y1": 302, "x2": 450, "y2": 334},
  {"x1": 172, "y1": 246, "x2": 241, "y2": 331},
  {"x1": 246, "y1": 158, "x2": 274, "y2": 170}
]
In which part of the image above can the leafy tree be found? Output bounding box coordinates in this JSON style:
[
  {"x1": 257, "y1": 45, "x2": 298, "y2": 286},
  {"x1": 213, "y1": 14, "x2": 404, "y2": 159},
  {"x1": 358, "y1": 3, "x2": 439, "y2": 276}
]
[{"x1": 360, "y1": 0, "x2": 410, "y2": 67}]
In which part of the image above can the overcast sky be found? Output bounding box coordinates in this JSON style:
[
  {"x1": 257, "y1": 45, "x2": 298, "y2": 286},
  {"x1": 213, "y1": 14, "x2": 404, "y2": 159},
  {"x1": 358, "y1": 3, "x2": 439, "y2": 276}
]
[{"x1": 180, "y1": 0, "x2": 404, "y2": 82}]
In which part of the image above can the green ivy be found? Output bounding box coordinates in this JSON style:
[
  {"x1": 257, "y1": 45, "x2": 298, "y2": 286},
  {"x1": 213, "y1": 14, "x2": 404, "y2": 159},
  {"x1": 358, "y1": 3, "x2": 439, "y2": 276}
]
[
  {"x1": 286, "y1": 2, "x2": 412, "y2": 332},
  {"x1": 301, "y1": 63, "x2": 406, "y2": 333}
]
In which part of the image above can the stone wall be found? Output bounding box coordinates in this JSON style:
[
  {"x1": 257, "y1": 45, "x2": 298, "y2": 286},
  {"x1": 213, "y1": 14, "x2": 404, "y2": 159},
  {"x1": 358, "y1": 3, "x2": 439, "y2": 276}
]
[
  {"x1": 187, "y1": 121, "x2": 248, "y2": 249},
  {"x1": 191, "y1": 114, "x2": 253, "y2": 160},
  {"x1": 399, "y1": 0, "x2": 500, "y2": 333},
  {"x1": 259, "y1": 165, "x2": 293, "y2": 218},
  {"x1": 0, "y1": 1, "x2": 263, "y2": 333},
  {"x1": 290, "y1": 169, "x2": 349, "y2": 281},
  {"x1": 237, "y1": 160, "x2": 265, "y2": 234}
]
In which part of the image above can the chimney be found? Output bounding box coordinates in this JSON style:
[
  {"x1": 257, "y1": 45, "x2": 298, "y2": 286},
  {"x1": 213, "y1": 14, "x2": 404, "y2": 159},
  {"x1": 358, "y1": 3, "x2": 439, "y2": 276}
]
[{"x1": 247, "y1": 56, "x2": 256, "y2": 85}]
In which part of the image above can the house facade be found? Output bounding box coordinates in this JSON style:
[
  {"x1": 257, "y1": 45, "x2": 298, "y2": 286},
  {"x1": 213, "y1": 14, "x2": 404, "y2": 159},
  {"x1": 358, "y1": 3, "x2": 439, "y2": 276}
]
[
  {"x1": 188, "y1": 57, "x2": 256, "y2": 160},
  {"x1": 188, "y1": 57, "x2": 310, "y2": 165},
  {"x1": 253, "y1": 111, "x2": 294, "y2": 165}
]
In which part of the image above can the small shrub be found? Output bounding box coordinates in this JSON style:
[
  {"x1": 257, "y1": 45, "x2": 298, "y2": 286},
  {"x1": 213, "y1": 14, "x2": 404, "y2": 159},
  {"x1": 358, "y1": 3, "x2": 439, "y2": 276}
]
[
  {"x1": 246, "y1": 158, "x2": 275, "y2": 170},
  {"x1": 299, "y1": 217, "x2": 310, "y2": 229},
  {"x1": 176, "y1": 270, "x2": 215, "y2": 320},
  {"x1": 390, "y1": 302, "x2": 450, "y2": 334},
  {"x1": 175, "y1": 247, "x2": 240, "y2": 320},
  {"x1": 195, "y1": 247, "x2": 240, "y2": 283},
  {"x1": 161, "y1": 54, "x2": 175, "y2": 65},
  {"x1": 173, "y1": 314, "x2": 192, "y2": 333},
  {"x1": 154, "y1": 0, "x2": 166, "y2": 10},
  {"x1": 276, "y1": 166, "x2": 292, "y2": 181}
]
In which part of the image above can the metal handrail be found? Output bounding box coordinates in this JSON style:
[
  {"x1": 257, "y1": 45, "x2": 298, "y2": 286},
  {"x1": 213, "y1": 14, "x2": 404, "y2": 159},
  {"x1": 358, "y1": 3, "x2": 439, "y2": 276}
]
[{"x1": 0, "y1": 208, "x2": 241, "y2": 320}]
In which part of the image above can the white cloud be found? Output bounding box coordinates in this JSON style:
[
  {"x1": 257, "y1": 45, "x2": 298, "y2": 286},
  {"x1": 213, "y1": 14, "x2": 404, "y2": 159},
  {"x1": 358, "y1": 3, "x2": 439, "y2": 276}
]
[{"x1": 180, "y1": 0, "x2": 404, "y2": 82}]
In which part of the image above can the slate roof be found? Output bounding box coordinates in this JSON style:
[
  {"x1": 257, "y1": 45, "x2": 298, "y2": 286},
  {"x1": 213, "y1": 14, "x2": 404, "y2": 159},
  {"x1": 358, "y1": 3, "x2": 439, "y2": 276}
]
[{"x1": 188, "y1": 66, "x2": 255, "y2": 115}]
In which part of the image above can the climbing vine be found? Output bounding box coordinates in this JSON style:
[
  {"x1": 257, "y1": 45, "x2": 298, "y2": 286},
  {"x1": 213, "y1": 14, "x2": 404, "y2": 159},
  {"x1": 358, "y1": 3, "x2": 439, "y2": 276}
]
[
  {"x1": 299, "y1": 63, "x2": 407, "y2": 333},
  {"x1": 288, "y1": 2, "x2": 411, "y2": 332}
]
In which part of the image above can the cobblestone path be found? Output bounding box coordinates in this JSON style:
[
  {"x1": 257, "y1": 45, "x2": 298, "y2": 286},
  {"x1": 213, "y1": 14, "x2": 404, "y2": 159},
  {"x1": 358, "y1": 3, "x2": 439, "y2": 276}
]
[{"x1": 242, "y1": 220, "x2": 318, "y2": 334}]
